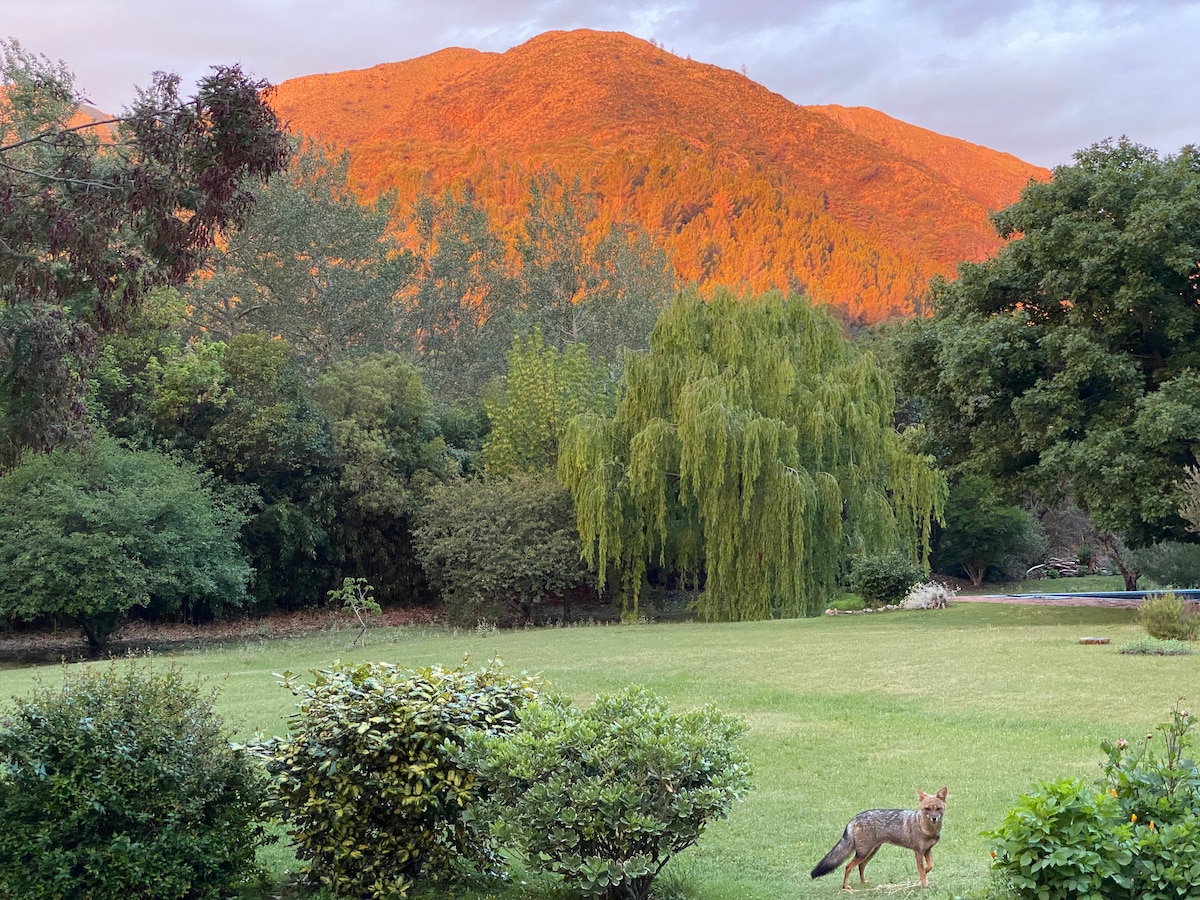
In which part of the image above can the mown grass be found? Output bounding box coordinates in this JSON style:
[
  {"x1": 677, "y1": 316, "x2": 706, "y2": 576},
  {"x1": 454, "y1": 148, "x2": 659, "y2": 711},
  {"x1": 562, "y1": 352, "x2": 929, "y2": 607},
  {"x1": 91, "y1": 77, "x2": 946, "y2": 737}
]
[{"x1": 1, "y1": 601, "x2": 1192, "y2": 899}]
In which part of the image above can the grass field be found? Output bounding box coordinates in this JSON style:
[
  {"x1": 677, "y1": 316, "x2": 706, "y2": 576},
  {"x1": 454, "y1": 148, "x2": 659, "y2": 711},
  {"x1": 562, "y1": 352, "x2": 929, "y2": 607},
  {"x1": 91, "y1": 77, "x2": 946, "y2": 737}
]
[{"x1": 0, "y1": 599, "x2": 1191, "y2": 899}]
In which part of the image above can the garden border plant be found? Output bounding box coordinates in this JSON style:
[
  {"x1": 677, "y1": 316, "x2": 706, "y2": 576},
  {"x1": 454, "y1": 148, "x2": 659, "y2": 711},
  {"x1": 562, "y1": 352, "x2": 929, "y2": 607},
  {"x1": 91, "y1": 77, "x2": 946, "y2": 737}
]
[
  {"x1": 459, "y1": 685, "x2": 753, "y2": 900},
  {"x1": 986, "y1": 702, "x2": 1200, "y2": 899},
  {"x1": 253, "y1": 658, "x2": 543, "y2": 899},
  {"x1": 0, "y1": 660, "x2": 269, "y2": 900}
]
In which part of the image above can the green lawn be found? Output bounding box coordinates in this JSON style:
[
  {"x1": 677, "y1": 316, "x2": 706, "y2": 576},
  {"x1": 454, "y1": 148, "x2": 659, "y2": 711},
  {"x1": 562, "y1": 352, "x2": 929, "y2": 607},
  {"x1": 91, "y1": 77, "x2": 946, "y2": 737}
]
[{"x1": 0, "y1": 601, "x2": 1190, "y2": 899}]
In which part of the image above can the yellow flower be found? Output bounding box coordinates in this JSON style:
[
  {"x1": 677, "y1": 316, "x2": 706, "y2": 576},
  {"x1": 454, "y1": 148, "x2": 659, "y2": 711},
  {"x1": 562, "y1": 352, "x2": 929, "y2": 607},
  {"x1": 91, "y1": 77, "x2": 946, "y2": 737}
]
[
  {"x1": 1111, "y1": 789, "x2": 1117, "y2": 797},
  {"x1": 1150, "y1": 821, "x2": 1156, "y2": 830},
  {"x1": 1132, "y1": 814, "x2": 1138, "y2": 823}
]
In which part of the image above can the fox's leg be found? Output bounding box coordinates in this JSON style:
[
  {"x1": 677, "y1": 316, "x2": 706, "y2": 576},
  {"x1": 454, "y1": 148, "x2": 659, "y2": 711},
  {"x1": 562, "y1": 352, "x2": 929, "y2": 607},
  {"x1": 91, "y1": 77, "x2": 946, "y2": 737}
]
[
  {"x1": 843, "y1": 846, "x2": 879, "y2": 889},
  {"x1": 913, "y1": 849, "x2": 929, "y2": 888},
  {"x1": 841, "y1": 860, "x2": 855, "y2": 891},
  {"x1": 924, "y1": 848, "x2": 934, "y2": 874}
]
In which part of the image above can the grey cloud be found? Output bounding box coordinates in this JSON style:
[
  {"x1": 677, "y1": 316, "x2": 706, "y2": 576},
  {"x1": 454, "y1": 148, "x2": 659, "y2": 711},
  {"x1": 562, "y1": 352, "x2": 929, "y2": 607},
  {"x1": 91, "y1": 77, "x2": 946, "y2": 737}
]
[{"x1": 4, "y1": 0, "x2": 1195, "y2": 167}]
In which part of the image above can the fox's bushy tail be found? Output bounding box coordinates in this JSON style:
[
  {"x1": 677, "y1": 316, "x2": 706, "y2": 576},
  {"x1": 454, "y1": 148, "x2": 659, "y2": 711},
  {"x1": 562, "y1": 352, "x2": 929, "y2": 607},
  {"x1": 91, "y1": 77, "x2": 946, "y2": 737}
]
[{"x1": 811, "y1": 825, "x2": 854, "y2": 879}]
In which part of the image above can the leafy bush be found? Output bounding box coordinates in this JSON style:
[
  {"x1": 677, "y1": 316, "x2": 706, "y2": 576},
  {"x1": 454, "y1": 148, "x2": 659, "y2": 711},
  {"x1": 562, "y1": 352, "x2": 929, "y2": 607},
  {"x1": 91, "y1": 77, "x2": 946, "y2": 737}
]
[
  {"x1": 986, "y1": 704, "x2": 1200, "y2": 899},
  {"x1": 461, "y1": 686, "x2": 752, "y2": 900},
  {"x1": 1129, "y1": 541, "x2": 1200, "y2": 589},
  {"x1": 0, "y1": 437, "x2": 251, "y2": 647},
  {"x1": 1137, "y1": 592, "x2": 1200, "y2": 641},
  {"x1": 0, "y1": 662, "x2": 269, "y2": 900},
  {"x1": 1117, "y1": 637, "x2": 1196, "y2": 656},
  {"x1": 256, "y1": 660, "x2": 542, "y2": 899},
  {"x1": 848, "y1": 551, "x2": 924, "y2": 608},
  {"x1": 1100, "y1": 703, "x2": 1200, "y2": 824},
  {"x1": 413, "y1": 472, "x2": 596, "y2": 625},
  {"x1": 987, "y1": 777, "x2": 1128, "y2": 898}
]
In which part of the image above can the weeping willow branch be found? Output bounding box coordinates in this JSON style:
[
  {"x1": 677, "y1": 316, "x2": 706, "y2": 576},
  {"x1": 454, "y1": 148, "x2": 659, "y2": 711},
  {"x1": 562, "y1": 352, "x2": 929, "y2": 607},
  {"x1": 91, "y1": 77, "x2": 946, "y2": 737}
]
[{"x1": 559, "y1": 287, "x2": 946, "y2": 622}]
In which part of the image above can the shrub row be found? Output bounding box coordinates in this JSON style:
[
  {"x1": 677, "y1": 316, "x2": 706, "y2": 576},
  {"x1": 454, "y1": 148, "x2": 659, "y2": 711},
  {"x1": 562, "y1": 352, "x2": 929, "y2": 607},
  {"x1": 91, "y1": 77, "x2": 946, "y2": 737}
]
[
  {"x1": 0, "y1": 659, "x2": 751, "y2": 900},
  {"x1": 0, "y1": 663, "x2": 268, "y2": 900}
]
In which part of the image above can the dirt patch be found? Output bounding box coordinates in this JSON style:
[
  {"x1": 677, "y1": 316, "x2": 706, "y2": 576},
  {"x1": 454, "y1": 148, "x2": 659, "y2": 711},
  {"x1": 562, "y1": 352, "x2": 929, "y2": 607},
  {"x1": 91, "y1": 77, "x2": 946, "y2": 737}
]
[{"x1": 0, "y1": 606, "x2": 445, "y2": 667}]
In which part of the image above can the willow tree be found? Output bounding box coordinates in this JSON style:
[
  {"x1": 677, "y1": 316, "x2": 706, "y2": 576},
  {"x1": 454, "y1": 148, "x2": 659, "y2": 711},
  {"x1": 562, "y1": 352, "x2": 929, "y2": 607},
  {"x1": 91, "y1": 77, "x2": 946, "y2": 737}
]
[{"x1": 558, "y1": 289, "x2": 944, "y2": 620}]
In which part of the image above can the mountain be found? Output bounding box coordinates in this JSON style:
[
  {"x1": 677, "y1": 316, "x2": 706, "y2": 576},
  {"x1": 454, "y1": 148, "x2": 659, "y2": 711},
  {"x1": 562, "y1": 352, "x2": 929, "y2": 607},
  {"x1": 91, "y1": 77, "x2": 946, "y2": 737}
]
[{"x1": 270, "y1": 29, "x2": 1049, "y2": 322}]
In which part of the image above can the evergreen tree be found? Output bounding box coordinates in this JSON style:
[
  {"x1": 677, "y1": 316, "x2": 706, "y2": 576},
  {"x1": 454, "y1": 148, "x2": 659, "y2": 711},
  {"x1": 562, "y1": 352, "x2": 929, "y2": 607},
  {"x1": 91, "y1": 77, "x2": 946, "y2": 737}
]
[{"x1": 898, "y1": 140, "x2": 1200, "y2": 573}]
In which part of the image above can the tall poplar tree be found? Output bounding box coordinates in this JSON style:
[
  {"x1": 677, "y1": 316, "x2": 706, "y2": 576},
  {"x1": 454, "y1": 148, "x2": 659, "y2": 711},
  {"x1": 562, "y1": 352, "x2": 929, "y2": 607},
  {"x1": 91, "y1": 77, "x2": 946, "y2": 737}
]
[{"x1": 559, "y1": 289, "x2": 944, "y2": 620}]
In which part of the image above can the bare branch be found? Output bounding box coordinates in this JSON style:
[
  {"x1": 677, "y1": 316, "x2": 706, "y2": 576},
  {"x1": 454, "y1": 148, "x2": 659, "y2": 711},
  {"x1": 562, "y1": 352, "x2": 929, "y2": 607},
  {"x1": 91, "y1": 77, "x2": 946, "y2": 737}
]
[
  {"x1": 0, "y1": 157, "x2": 122, "y2": 189},
  {"x1": 0, "y1": 114, "x2": 127, "y2": 155}
]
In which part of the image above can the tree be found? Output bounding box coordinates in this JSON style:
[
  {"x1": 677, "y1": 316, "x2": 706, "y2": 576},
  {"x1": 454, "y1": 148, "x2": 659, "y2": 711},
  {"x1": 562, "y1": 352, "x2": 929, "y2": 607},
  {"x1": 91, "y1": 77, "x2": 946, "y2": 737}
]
[
  {"x1": 515, "y1": 169, "x2": 674, "y2": 360},
  {"x1": 559, "y1": 288, "x2": 945, "y2": 620},
  {"x1": 180, "y1": 139, "x2": 411, "y2": 375},
  {"x1": 0, "y1": 40, "x2": 290, "y2": 466},
  {"x1": 0, "y1": 438, "x2": 251, "y2": 648},
  {"x1": 483, "y1": 329, "x2": 615, "y2": 478},
  {"x1": 311, "y1": 352, "x2": 454, "y2": 604},
  {"x1": 898, "y1": 140, "x2": 1200, "y2": 585},
  {"x1": 400, "y1": 184, "x2": 516, "y2": 400},
  {"x1": 937, "y1": 475, "x2": 1045, "y2": 586},
  {"x1": 147, "y1": 333, "x2": 338, "y2": 610}
]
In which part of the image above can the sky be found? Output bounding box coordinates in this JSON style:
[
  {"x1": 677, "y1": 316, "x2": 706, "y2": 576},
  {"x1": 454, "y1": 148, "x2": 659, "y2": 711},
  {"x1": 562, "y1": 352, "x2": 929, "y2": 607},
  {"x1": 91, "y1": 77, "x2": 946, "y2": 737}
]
[{"x1": 4, "y1": 0, "x2": 1196, "y2": 169}]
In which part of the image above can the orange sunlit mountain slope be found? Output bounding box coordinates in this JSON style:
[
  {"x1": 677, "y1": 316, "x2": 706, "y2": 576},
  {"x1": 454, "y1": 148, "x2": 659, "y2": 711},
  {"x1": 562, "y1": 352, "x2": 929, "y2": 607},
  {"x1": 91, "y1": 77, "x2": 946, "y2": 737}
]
[{"x1": 271, "y1": 29, "x2": 1049, "y2": 322}]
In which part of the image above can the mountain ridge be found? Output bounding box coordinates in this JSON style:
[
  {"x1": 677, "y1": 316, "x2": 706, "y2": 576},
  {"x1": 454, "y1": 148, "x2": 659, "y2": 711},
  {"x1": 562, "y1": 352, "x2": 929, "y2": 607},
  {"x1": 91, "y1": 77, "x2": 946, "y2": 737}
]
[{"x1": 270, "y1": 29, "x2": 1050, "y2": 321}]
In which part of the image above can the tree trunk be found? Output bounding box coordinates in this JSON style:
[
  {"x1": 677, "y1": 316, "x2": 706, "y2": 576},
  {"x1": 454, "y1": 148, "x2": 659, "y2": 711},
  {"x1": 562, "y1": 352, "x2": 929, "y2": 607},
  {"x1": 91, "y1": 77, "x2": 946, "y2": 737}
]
[{"x1": 1096, "y1": 531, "x2": 1139, "y2": 591}]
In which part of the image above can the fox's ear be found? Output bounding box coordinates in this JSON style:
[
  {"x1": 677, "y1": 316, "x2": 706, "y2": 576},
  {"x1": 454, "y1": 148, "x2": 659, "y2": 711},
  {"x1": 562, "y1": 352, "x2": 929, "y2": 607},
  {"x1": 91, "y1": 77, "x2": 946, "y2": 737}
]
[
  {"x1": 916, "y1": 788, "x2": 928, "y2": 800},
  {"x1": 936, "y1": 787, "x2": 948, "y2": 800}
]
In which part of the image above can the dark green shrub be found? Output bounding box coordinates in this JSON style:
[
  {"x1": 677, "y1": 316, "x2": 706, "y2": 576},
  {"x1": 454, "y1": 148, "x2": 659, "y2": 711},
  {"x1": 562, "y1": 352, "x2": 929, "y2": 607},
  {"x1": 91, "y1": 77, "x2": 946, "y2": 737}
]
[
  {"x1": 256, "y1": 660, "x2": 541, "y2": 899},
  {"x1": 0, "y1": 662, "x2": 269, "y2": 900},
  {"x1": 1137, "y1": 592, "x2": 1200, "y2": 641},
  {"x1": 0, "y1": 437, "x2": 251, "y2": 648},
  {"x1": 986, "y1": 704, "x2": 1200, "y2": 899},
  {"x1": 461, "y1": 686, "x2": 752, "y2": 900},
  {"x1": 1129, "y1": 541, "x2": 1200, "y2": 589},
  {"x1": 847, "y1": 551, "x2": 924, "y2": 607},
  {"x1": 413, "y1": 472, "x2": 596, "y2": 625},
  {"x1": 937, "y1": 475, "x2": 1046, "y2": 586}
]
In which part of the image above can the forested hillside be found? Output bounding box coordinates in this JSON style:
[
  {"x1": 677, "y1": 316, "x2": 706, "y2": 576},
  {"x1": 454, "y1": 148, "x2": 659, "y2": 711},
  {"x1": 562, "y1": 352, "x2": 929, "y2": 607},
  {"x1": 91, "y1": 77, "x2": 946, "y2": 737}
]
[{"x1": 270, "y1": 29, "x2": 1049, "y2": 322}]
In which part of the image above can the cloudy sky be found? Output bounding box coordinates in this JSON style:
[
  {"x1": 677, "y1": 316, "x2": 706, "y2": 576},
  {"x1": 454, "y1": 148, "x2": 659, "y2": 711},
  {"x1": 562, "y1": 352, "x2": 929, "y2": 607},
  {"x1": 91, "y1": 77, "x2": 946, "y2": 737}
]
[{"x1": 5, "y1": 0, "x2": 1195, "y2": 168}]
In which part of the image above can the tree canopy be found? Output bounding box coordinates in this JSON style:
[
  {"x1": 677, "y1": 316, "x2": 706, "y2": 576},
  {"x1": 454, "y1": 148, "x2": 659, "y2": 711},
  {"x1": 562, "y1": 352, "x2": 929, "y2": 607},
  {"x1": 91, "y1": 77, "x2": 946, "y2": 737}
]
[
  {"x1": 483, "y1": 329, "x2": 615, "y2": 478},
  {"x1": 898, "y1": 139, "x2": 1200, "y2": 552},
  {"x1": 180, "y1": 139, "x2": 409, "y2": 374},
  {"x1": 559, "y1": 288, "x2": 944, "y2": 620},
  {"x1": 0, "y1": 438, "x2": 251, "y2": 647},
  {"x1": 0, "y1": 40, "x2": 290, "y2": 467}
]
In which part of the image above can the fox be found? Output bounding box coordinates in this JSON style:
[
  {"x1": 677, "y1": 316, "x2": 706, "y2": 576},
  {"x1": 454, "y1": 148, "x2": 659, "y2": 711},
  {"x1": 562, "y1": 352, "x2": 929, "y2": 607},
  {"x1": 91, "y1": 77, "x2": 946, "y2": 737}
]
[{"x1": 810, "y1": 787, "x2": 948, "y2": 890}]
